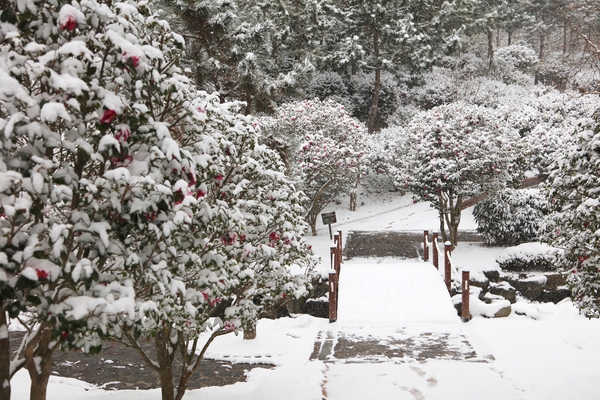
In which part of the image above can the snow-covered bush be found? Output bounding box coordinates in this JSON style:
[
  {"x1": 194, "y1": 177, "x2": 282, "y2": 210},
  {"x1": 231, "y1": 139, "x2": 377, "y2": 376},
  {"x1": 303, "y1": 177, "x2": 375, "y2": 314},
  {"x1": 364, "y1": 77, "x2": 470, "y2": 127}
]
[
  {"x1": 543, "y1": 109, "x2": 600, "y2": 318},
  {"x1": 306, "y1": 71, "x2": 354, "y2": 114},
  {"x1": 473, "y1": 189, "x2": 548, "y2": 246},
  {"x1": 407, "y1": 66, "x2": 459, "y2": 110},
  {"x1": 0, "y1": 1, "x2": 315, "y2": 399},
  {"x1": 494, "y1": 44, "x2": 538, "y2": 78},
  {"x1": 260, "y1": 99, "x2": 370, "y2": 234},
  {"x1": 496, "y1": 243, "x2": 565, "y2": 272},
  {"x1": 388, "y1": 102, "x2": 524, "y2": 248}
]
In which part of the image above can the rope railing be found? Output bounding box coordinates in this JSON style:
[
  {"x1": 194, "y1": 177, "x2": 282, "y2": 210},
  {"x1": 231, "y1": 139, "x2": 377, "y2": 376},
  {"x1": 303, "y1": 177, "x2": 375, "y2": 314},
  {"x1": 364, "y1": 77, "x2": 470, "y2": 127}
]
[{"x1": 423, "y1": 230, "x2": 471, "y2": 322}]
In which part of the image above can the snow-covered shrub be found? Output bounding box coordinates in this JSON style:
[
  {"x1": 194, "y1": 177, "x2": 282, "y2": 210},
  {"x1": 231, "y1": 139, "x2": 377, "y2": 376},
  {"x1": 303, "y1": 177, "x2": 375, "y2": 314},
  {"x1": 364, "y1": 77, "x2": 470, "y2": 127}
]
[
  {"x1": 407, "y1": 66, "x2": 458, "y2": 110},
  {"x1": 543, "y1": 108, "x2": 600, "y2": 318},
  {"x1": 496, "y1": 243, "x2": 565, "y2": 272},
  {"x1": 495, "y1": 44, "x2": 538, "y2": 74},
  {"x1": 388, "y1": 102, "x2": 524, "y2": 248},
  {"x1": 260, "y1": 99, "x2": 370, "y2": 234},
  {"x1": 473, "y1": 189, "x2": 548, "y2": 246},
  {"x1": 306, "y1": 71, "x2": 353, "y2": 113},
  {"x1": 0, "y1": 0, "x2": 315, "y2": 398}
]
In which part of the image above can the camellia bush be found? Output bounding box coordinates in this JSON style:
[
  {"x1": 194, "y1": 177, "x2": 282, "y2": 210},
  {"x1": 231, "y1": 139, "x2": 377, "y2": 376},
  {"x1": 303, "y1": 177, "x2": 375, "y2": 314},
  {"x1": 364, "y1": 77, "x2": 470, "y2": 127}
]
[
  {"x1": 0, "y1": 1, "x2": 315, "y2": 400},
  {"x1": 260, "y1": 99, "x2": 370, "y2": 235},
  {"x1": 473, "y1": 188, "x2": 548, "y2": 246},
  {"x1": 388, "y1": 102, "x2": 524, "y2": 249},
  {"x1": 543, "y1": 109, "x2": 600, "y2": 319}
]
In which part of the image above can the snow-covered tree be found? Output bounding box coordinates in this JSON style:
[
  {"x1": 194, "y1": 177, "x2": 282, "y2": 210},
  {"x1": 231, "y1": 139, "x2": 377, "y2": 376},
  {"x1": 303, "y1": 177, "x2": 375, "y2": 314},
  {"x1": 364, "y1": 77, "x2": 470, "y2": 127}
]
[
  {"x1": 261, "y1": 99, "x2": 369, "y2": 235},
  {"x1": 388, "y1": 102, "x2": 524, "y2": 248},
  {"x1": 161, "y1": 0, "x2": 316, "y2": 114},
  {"x1": 543, "y1": 109, "x2": 600, "y2": 318},
  {"x1": 0, "y1": 1, "x2": 315, "y2": 400}
]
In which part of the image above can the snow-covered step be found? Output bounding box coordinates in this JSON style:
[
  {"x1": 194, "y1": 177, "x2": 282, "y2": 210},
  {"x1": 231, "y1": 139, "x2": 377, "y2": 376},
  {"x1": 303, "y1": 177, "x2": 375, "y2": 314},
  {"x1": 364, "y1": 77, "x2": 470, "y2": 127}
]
[{"x1": 336, "y1": 259, "x2": 459, "y2": 324}]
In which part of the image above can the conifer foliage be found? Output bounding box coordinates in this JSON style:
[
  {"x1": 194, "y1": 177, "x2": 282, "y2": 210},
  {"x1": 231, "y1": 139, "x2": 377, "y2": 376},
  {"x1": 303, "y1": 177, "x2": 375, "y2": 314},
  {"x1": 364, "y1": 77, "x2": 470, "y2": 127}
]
[{"x1": 0, "y1": 1, "x2": 315, "y2": 399}]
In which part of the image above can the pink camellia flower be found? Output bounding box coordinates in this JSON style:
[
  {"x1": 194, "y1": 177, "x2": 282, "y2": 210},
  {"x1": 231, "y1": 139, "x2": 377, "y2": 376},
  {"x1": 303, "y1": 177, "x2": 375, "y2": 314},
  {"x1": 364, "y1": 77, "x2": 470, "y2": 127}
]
[
  {"x1": 60, "y1": 15, "x2": 77, "y2": 31},
  {"x1": 215, "y1": 175, "x2": 224, "y2": 182},
  {"x1": 223, "y1": 321, "x2": 236, "y2": 332},
  {"x1": 100, "y1": 109, "x2": 117, "y2": 124},
  {"x1": 195, "y1": 190, "x2": 206, "y2": 198}
]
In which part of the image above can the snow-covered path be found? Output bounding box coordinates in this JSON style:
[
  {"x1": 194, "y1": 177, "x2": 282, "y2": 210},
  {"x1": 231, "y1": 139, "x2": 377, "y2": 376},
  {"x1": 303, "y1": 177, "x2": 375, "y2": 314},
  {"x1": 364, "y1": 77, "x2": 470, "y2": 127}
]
[{"x1": 336, "y1": 259, "x2": 458, "y2": 325}]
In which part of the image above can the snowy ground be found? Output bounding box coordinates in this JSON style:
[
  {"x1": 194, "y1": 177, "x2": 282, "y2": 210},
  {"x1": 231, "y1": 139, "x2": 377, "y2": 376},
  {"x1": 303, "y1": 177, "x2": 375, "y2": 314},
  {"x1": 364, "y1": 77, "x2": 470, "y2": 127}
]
[{"x1": 10, "y1": 189, "x2": 600, "y2": 399}]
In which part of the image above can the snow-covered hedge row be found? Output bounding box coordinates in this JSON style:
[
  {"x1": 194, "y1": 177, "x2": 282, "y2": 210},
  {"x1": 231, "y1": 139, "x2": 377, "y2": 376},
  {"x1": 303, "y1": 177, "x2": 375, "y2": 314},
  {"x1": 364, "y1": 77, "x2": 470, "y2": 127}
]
[{"x1": 496, "y1": 243, "x2": 565, "y2": 272}]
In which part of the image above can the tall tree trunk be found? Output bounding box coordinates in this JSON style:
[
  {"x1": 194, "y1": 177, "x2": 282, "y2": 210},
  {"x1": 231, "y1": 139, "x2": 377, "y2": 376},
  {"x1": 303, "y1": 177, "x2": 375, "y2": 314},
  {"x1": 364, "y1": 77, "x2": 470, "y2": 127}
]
[
  {"x1": 25, "y1": 323, "x2": 57, "y2": 400},
  {"x1": 156, "y1": 329, "x2": 176, "y2": 400},
  {"x1": 0, "y1": 309, "x2": 10, "y2": 400},
  {"x1": 487, "y1": 29, "x2": 494, "y2": 73},
  {"x1": 563, "y1": 21, "x2": 568, "y2": 54},
  {"x1": 367, "y1": 30, "x2": 381, "y2": 133},
  {"x1": 539, "y1": 33, "x2": 545, "y2": 60}
]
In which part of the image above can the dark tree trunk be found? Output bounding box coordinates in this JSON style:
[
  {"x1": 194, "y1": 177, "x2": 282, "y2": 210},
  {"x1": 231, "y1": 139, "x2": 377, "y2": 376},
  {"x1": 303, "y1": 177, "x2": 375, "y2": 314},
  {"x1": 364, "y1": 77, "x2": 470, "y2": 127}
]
[
  {"x1": 367, "y1": 30, "x2": 381, "y2": 133},
  {"x1": 156, "y1": 329, "x2": 176, "y2": 400},
  {"x1": 0, "y1": 309, "x2": 10, "y2": 400},
  {"x1": 243, "y1": 324, "x2": 256, "y2": 340},
  {"x1": 487, "y1": 29, "x2": 494, "y2": 73},
  {"x1": 25, "y1": 323, "x2": 57, "y2": 400}
]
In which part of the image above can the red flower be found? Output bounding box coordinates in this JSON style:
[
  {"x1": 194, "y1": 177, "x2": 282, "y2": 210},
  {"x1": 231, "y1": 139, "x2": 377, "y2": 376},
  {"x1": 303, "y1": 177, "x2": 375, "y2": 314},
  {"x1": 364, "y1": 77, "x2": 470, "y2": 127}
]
[
  {"x1": 36, "y1": 269, "x2": 49, "y2": 280},
  {"x1": 115, "y1": 128, "x2": 130, "y2": 142},
  {"x1": 269, "y1": 232, "x2": 280, "y2": 241},
  {"x1": 61, "y1": 15, "x2": 77, "y2": 31},
  {"x1": 61, "y1": 331, "x2": 69, "y2": 338},
  {"x1": 100, "y1": 109, "x2": 117, "y2": 124},
  {"x1": 215, "y1": 175, "x2": 224, "y2": 182},
  {"x1": 195, "y1": 190, "x2": 206, "y2": 198}
]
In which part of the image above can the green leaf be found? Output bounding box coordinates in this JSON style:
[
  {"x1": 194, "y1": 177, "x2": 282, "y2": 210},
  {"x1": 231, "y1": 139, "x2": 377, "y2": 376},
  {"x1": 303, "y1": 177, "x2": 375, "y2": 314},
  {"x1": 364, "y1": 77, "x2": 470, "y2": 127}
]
[{"x1": 0, "y1": 9, "x2": 17, "y2": 24}]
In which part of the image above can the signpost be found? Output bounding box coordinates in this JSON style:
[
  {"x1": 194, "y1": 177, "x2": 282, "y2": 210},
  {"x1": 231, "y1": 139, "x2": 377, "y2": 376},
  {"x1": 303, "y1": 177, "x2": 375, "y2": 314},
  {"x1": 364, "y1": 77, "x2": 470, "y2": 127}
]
[{"x1": 321, "y1": 211, "x2": 337, "y2": 240}]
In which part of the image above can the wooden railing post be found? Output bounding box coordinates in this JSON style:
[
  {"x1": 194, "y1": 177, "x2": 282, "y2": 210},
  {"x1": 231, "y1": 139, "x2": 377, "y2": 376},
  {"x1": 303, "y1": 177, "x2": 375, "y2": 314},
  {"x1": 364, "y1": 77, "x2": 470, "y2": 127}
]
[
  {"x1": 423, "y1": 230, "x2": 429, "y2": 262},
  {"x1": 462, "y1": 270, "x2": 471, "y2": 322},
  {"x1": 328, "y1": 269, "x2": 337, "y2": 323},
  {"x1": 444, "y1": 241, "x2": 452, "y2": 293},
  {"x1": 432, "y1": 231, "x2": 439, "y2": 269},
  {"x1": 329, "y1": 245, "x2": 338, "y2": 323}
]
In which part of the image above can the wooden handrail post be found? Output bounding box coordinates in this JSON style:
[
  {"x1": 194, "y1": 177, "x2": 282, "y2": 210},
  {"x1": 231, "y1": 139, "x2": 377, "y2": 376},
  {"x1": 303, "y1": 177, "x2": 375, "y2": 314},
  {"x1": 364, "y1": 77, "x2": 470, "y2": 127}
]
[
  {"x1": 328, "y1": 269, "x2": 337, "y2": 323},
  {"x1": 423, "y1": 230, "x2": 429, "y2": 262},
  {"x1": 444, "y1": 241, "x2": 452, "y2": 293},
  {"x1": 432, "y1": 231, "x2": 439, "y2": 269},
  {"x1": 462, "y1": 270, "x2": 471, "y2": 322}
]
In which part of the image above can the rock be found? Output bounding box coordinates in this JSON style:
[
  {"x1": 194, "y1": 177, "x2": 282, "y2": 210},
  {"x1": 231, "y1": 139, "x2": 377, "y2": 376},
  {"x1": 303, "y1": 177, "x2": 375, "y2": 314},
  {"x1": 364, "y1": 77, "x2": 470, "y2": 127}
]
[
  {"x1": 506, "y1": 275, "x2": 546, "y2": 301},
  {"x1": 545, "y1": 273, "x2": 568, "y2": 290},
  {"x1": 539, "y1": 288, "x2": 571, "y2": 304},
  {"x1": 470, "y1": 276, "x2": 490, "y2": 293},
  {"x1": 303, "y1": 299, "x2": 329, "y2": 318},
  {"x1": 489, "y1": 281, "x2": 517, "y2": 304},
  {"x1": 494, "y1": 304, "x2": 512, "y2": 318},
  {"x1": 483, "y1": 270, "x2": 500, "y2": 283}
]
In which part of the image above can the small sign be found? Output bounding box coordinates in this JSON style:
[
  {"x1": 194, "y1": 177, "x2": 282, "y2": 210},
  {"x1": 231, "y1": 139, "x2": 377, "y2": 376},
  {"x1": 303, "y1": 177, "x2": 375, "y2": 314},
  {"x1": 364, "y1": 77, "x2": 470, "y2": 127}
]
[{"x1": 321, "y1": 211, "x2": 337, "y2": 225}]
